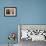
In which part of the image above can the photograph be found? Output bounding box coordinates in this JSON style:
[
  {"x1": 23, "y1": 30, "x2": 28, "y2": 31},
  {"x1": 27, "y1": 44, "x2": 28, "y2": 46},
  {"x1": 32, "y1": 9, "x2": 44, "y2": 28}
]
[{"x1": 4, "y1": 7, "x2": 16, "y2": 17}]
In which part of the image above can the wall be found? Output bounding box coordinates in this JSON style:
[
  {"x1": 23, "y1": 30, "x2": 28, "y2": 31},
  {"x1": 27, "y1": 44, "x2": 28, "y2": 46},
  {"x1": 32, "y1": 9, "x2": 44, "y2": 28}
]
[
  {"x1": 20, "y1": 0, "x2": 46, "y2": 24},
  {"x1": 0, "y1": 0, "x2": 21, "y2": 44},
  {"x1": 0, "y1": 0, "x2": 46, "y2": 44}
]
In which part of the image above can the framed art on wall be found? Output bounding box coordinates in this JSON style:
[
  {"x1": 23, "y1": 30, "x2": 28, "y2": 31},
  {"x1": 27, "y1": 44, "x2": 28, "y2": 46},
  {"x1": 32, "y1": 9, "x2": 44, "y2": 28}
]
[{"x1": 4, "y1": 7, "x2": 17, "y2": 17}]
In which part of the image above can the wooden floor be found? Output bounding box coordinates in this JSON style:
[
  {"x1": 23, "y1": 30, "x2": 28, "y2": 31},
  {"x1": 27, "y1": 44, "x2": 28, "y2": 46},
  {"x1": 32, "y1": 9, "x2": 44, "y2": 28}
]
[
  {"x1": 19, "y1": 40, "x2": 46, "y2": 46},
  {"x1": 0, "y1": 40, "x2": 46, "y2": 46}
]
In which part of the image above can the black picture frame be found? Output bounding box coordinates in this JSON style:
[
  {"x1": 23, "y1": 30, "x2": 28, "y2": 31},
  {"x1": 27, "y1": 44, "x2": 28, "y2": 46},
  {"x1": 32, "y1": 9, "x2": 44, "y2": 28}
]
[{"x1": 4, "y1": 7, "x2": 17, "y2": 17}]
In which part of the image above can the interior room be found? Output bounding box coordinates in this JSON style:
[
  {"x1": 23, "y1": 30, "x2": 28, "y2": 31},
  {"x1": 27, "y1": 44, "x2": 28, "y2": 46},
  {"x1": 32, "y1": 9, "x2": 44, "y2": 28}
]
[{"x1": 0, "y1": 0, "x2": 46, "y2": 46}]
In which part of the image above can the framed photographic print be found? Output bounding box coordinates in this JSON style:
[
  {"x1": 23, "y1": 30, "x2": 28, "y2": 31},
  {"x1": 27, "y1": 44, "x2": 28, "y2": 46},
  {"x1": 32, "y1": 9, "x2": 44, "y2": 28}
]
[{"x1": 4, "y1": 7, "x2": 17, "y2": 17}]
